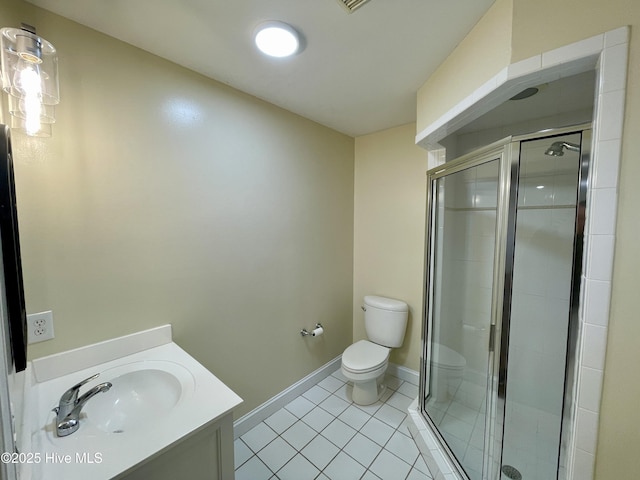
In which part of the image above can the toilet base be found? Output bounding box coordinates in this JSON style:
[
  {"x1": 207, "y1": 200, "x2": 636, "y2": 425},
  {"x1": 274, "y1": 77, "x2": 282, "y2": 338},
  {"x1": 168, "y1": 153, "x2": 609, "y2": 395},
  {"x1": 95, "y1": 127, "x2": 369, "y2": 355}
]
[{"x1": 352, "y1": 378, "x2": 386, "y2": 406}]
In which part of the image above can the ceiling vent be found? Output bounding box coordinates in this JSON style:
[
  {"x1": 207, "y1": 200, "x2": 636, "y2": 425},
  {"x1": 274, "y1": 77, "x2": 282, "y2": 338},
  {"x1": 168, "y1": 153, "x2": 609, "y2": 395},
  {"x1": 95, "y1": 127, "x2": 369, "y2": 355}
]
[{"x1": 336, "y1": 0, "x2": 372, "y2": 13}]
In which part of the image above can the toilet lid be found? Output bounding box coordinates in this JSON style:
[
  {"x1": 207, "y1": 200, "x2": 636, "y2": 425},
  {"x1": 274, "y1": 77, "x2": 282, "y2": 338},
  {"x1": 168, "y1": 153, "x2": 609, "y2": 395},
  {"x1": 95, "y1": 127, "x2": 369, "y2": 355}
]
[{"x1": 342, "y1": 340, "x2": 390, "y2": 373}]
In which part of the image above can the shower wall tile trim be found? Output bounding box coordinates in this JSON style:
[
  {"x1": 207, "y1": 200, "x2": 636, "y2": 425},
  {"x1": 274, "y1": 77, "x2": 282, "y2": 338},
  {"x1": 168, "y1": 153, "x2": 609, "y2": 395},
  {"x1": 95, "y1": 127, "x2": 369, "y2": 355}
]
[
  {"x1": 413, "y1": 26, "x2": 629, "y2": 480},
  {"x1": 583, "y1": 279, "x2": 611, "y2": 327},
  {"x1": 585, "y1": 235, "x2": 615, "y2": 281},
  {"x1": 540, "y1": 34, "x2": 604, "y2": 69},
  {"x1": 588, "y1": 188, "x2": 618, "y2": 235},
  {"x1": 577, "y1": 25, "x2": 628, "y2": 479},
  {"x1": 591, "y1": 139, "x2": 621, "y2": 188}
]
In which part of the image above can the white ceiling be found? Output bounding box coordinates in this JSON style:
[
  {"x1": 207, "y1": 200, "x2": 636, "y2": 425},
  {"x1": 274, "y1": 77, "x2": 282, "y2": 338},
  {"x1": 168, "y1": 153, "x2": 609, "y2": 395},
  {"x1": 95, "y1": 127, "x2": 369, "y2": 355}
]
[{"x1": 27, "y1": 0, "x2": 495, "y2": 137}]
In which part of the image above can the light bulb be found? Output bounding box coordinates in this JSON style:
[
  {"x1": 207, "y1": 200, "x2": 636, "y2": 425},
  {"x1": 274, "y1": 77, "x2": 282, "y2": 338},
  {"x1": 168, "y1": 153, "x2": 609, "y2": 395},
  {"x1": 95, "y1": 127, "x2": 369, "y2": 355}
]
[
  {"x1": 13, "y1": 62, "x2": 43, "y2": 136},
  {"x1": 23, "y1": 96, "x2": 43, "y2": 136},
  {"x1": 15, "y1": 62, "x2": 42, "y2": 95}
]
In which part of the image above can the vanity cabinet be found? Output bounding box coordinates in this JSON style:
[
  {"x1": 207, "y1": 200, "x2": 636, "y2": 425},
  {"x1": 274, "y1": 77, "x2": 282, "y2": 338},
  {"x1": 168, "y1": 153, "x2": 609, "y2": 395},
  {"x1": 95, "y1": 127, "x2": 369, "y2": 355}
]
[
  {"x1": 119, "y1": 413, "x2": 235, "y2": 480},
  {"x1": 27, "y1": 329, "x2": 242, "y2": 480}
]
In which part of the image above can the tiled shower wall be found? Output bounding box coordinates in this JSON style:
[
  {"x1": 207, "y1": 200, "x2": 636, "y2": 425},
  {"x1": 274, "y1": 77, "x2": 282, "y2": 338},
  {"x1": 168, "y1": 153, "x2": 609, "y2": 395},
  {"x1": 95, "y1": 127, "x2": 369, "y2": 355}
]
[{"x1": 440, "y1": 166, "x2": 496, "y2": 381}]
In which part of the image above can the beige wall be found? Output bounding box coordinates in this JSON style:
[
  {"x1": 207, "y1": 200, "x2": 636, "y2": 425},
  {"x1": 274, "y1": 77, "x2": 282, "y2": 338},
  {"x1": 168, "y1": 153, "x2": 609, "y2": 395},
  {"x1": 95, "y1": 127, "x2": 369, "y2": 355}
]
[
  {"x1": 0, "y1": 0, "x2": 354, "y2": 416},
  {"x1": 353, "y1": 124, "x2": 427, "y2": 370},
  {"x1": 415, "y1": 0, "x2": 513, "y2": 133},
  {"x1": 417, "y1": 0, "x2": 640, "y2": 476}
]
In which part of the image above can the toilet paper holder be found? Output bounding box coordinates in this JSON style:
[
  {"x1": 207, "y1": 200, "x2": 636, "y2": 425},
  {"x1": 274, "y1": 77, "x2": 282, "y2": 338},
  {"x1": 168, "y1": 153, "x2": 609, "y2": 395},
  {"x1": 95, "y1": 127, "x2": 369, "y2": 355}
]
[{"x1": 300, "y1": 323, "x2": 324, "y2": 337}]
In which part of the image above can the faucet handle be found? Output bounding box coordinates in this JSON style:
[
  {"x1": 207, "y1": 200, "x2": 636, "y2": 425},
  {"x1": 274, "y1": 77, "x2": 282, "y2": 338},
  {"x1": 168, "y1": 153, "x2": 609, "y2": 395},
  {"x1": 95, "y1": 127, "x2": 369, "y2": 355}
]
[{"x1": 59, "y1": 373, "x2": 100, "y2": 405}]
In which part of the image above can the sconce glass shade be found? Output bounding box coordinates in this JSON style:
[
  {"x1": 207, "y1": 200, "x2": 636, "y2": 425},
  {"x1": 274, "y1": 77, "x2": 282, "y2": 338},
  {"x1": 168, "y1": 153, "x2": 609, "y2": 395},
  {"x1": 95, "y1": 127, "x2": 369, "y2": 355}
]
[
  {"x1": 7, "y1": 94, "x2": 55, "y2": 123},
  {"x1": 0, "y1": 27, "x2": 59, "y2": 105},
  {"x1": 1, "y1": 26, "x2": 59, "y2": 137},
  {"x1": 9, "y1": 115, "x2": 52, "y2": 138}
]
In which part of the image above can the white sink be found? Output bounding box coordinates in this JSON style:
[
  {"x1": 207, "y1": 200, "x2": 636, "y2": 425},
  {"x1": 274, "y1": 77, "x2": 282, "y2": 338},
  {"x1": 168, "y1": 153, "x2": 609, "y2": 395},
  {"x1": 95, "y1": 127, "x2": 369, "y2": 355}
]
[
  {"x1": 84, "y1": 366, "x2": 183, "y2": 433},
  {"x1": 29, "y1": 339, "x2": 242, "y2": 480},
  {"x1": 40, "y1": 358, "x2": 197, "y2": 460}
]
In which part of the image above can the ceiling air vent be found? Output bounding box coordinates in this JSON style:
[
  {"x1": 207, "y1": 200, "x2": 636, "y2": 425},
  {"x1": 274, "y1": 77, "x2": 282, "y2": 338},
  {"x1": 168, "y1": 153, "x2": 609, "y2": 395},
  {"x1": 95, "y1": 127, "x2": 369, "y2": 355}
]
[{"x1": 336, "y1": 0, "x2": 372, "y2": 13}]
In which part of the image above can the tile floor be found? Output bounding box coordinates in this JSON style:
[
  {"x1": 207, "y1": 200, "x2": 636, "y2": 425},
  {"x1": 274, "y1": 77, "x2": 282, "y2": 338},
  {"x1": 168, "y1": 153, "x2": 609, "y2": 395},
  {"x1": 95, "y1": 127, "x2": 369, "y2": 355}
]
[
  {"x1": 235, "y1": 367, "x2": 433, "y2": 480},
  {"x1": 423, "y1": 367, "x2": 562, "y2": 480},
  {"x1": 424, "y1": 374, "x2": 487, "y2": 480}
]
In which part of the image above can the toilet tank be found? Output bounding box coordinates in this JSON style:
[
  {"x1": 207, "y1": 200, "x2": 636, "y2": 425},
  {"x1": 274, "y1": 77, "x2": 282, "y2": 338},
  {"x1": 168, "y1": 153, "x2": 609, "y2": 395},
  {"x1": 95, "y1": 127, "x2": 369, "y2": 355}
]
[{"x1": 363, "y1": 295, "x2": 409, "y2": 348}]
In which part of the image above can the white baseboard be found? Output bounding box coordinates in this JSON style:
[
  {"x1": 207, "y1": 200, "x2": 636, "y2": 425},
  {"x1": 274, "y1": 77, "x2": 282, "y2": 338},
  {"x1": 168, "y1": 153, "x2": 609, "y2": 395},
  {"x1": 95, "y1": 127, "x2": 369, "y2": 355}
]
[
  {"x1": 387, "y1": 363, "x2": 420, "y2": 386},
  {"x1": 233, "y1": 358, "x2": 420, "y2": 439},
  {"x1": 233, "y1": 356, "x2": 342, "y2": 438}
]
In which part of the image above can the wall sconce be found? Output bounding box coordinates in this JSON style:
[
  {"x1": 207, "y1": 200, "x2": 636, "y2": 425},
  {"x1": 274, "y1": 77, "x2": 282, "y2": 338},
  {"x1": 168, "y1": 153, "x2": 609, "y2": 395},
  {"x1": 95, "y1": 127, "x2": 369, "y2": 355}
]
[{"x1": 0, "y1": 24, "x2": 59, "y2": 137}]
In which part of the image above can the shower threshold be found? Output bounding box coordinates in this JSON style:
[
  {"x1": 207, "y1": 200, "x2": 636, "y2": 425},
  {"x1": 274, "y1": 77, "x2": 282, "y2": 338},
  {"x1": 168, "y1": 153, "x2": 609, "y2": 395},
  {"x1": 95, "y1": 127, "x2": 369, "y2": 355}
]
[{"x1": 406, "y1": 398, "x2": 465, "y2": 479}]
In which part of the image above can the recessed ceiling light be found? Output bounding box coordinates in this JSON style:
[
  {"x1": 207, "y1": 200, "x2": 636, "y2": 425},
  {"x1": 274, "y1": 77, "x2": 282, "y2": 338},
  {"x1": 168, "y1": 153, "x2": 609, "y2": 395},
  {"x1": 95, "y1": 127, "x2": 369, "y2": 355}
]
[
  {"x1": 254, "y1": 21, "x2": 300, "y2": 58},
  {"x1": 509, "y1": 87, "x2": 539, "y2": 101}
]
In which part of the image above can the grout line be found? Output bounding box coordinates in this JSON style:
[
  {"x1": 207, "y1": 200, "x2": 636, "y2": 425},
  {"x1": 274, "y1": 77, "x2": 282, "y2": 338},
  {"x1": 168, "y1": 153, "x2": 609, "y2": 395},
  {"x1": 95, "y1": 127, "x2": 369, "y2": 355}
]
[
  {"x1": 236, "y1": 371, "x2": 431, "y2": 480},
  {"x1": 233, "y1": 437, "x2": 253, "y2": 470}
]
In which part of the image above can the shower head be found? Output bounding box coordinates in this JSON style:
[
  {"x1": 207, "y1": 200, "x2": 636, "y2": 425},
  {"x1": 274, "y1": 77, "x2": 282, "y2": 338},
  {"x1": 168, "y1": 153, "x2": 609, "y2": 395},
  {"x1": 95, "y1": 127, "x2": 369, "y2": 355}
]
[{"x1": 544, "y1": 141, "x2": 580, "y2": 156}]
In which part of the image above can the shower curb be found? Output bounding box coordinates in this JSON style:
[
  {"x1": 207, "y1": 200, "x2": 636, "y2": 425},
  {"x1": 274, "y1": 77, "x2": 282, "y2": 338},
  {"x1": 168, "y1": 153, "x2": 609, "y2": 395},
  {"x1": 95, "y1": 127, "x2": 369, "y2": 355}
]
[{"x1": 407, "y1": 399, "x2": 460, "y2": 480}]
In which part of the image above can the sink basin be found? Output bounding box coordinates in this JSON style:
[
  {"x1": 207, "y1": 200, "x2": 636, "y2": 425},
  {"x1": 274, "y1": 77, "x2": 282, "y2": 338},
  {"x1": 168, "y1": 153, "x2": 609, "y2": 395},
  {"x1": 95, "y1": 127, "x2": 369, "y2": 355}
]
[
  {"x1": 31, "y1": 339, "x2": 243, "y2": 480},
  {"x1": 84, "y1": 368, "x2": 182, "y2": 433},
  {"x1": 42, "y1": 359, "x2": 195, "y2": 445}
]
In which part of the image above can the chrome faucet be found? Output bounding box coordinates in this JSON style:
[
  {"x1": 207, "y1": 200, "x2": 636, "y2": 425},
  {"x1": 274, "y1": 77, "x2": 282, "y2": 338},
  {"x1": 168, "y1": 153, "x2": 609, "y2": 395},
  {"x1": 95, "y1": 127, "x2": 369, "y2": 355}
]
[{"x1": 54, "y1": 373, "x2": 112, "y2": 437}]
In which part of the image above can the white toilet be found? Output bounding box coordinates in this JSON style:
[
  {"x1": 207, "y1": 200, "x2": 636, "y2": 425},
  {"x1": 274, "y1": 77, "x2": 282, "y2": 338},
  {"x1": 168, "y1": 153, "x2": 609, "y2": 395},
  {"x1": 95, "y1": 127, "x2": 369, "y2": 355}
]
[{"x1": 341, "y1": 295, "x2": 409, "y2": 405}]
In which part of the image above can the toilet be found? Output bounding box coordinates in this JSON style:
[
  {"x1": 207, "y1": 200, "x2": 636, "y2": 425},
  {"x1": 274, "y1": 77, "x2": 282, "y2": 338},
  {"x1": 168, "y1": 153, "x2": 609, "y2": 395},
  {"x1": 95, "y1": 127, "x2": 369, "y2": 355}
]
[
  {"x1": 341, "y1": 295, "x2": 408, "y2": 405},
  {"x1": 430, "y1": 343, "x2": 466, "y2": 403}
]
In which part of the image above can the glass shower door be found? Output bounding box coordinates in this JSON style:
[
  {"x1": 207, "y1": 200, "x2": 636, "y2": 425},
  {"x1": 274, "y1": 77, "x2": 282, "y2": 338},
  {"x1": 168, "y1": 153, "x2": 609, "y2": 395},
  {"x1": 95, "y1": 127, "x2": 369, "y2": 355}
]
[
  {"x1": 500, "y1": 132, "x2": 584, "y2": 480},
  {"x1": 420, "y1": 126, "x2": 590, "y2": 480},
  {"x1": 424, "y1": 155, "x2": 502, "y2": 480}
]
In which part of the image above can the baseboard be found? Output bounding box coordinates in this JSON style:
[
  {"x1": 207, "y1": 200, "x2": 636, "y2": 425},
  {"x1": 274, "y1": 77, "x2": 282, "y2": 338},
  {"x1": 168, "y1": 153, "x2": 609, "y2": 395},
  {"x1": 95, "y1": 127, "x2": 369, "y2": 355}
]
[
  {"x1": 387, "y1": 363, "x2": 420, "y2": 386},
  {"x1": 233, "y1": 356, "x2": 342, "y2": 438},
  {"x1": 233, "y1": 358, "x2": 420, "y2": 439}
]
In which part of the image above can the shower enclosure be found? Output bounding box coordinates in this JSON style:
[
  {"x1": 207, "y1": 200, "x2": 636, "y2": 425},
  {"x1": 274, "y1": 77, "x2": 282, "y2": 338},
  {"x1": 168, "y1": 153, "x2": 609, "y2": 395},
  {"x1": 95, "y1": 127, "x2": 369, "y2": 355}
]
[{"x1": 419, "y1": 125, "x2": 590, "y2": 480}]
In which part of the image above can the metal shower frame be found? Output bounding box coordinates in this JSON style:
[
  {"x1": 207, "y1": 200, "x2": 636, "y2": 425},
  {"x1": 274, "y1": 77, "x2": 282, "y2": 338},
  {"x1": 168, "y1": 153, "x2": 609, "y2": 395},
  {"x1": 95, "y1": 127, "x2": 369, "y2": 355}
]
[{"x1": 419, "y1": 123, "x2": 592, "y2": 480}]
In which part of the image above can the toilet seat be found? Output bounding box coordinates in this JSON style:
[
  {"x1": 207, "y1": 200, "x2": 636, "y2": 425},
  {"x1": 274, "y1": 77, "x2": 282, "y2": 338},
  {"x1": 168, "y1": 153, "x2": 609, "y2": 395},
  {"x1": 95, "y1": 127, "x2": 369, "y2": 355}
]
[{"x1": 342, "y1": 340, "x2": 390, "y2": 374}]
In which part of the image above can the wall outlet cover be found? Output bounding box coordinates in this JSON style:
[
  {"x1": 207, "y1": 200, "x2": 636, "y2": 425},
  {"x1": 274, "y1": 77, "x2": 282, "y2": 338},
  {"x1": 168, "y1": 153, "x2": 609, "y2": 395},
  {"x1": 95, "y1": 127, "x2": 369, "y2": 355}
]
[{"x1": 27, "y1": 311, "x2": 55, "y2": 344}]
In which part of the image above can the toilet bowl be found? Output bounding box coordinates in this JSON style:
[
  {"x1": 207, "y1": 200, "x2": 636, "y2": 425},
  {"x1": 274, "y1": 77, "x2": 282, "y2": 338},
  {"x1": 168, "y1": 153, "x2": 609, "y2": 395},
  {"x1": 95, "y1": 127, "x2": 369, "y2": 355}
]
[
  {"x1": 341, "y1": 296, "x2": 408, "y2": 406},
  {"x1": 341, "y1": 340, "x2": 390, "y2": 405},
  {"x1": 430, "y1": 343, "x2": 466, "y2": 403}
]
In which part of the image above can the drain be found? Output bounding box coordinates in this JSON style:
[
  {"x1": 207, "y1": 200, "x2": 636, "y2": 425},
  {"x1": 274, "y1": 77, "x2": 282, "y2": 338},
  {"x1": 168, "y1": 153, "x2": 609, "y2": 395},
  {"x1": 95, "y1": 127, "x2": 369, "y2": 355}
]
[{"x1": 501, "y1": 465, "x2": 522, "y2": 480}]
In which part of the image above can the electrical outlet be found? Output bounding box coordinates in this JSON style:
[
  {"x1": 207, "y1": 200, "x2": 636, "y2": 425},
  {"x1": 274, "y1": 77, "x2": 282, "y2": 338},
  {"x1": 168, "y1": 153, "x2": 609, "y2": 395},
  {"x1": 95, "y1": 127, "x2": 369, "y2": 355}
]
[{"x1": 27, "y1": 311, "x2": 55, "y2": 344}]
